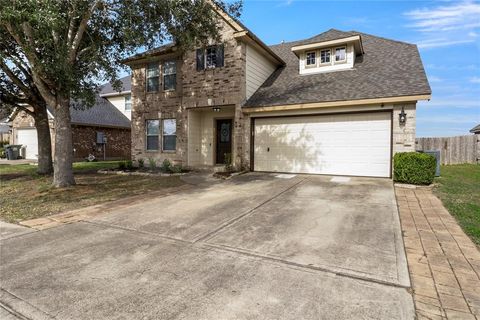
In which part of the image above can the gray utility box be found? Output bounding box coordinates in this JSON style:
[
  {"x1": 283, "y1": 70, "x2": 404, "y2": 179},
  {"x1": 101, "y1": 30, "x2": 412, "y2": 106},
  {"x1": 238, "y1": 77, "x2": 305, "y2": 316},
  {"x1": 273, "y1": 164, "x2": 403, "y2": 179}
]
[{"x1": 417, "y1": 150, "x2": 441, "y2": 177}]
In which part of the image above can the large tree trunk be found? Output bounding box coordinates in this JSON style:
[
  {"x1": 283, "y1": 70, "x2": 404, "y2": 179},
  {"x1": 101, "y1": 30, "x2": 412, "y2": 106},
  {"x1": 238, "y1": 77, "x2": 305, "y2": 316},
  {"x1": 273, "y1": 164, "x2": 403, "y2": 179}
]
[
  {"x1": 53, "y1": 96, "x2": 75, "y2": 187},
  {"x1": 33, "y1": 106, "x2": 53, "y2": 175}
]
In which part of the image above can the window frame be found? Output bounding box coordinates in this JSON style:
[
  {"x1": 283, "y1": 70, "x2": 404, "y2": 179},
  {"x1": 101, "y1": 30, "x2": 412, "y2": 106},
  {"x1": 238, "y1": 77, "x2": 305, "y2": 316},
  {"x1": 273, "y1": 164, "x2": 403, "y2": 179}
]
[
  {"x1": 161, "y1": 118, "x2": 177, "y2": 152},
  {"x1": 205, "y1": 46, "x2": 218, "y2": 69},
  {"x1": 320, "y1": 48, "x2": 332, "y2": 65},
  {"x1": 334, "y1": 46, "x2": 347, "y2": 63},
  {"x1": 124, "y1": 94, "x2": 131, "y2": 111},
  {"x1": 163, "y1": 60, "x2": 176, "y2": 91},
  {"x1": 146, "y1": 62, "x2": 160, "y2": 93},
  {"x1": 145, "y1": 119, "x2": 160, "y2": 151},
  {"x1": 305, "y1": 51, "x2": 317, "y2": 67}
]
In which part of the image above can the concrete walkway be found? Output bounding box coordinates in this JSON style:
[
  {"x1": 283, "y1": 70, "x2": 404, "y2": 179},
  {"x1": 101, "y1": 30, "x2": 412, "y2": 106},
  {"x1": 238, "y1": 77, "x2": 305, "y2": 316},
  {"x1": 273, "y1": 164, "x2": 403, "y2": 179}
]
[{"x1": 396, "y1": 186, "x2": 480, "y2": 320}]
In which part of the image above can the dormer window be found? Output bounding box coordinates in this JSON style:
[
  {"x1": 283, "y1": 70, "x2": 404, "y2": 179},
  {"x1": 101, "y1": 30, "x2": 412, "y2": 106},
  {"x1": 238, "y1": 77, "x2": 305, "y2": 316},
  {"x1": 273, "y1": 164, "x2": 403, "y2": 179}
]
[
  {"x1": 335, "y1": 47, "x2": 346, "y2": 62},
  {"x1": 320, "y1": 49, "x2": 331, "y2": 64},
  {"x1": 306, "y1": 51, "x2": 316, "y2": 66}
]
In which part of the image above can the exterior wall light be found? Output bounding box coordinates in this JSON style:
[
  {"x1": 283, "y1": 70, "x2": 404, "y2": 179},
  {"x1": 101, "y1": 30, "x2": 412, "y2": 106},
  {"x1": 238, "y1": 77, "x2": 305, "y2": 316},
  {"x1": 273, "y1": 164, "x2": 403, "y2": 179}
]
[
  {"x1": 399, "y1": 107, "x2": 407, "y2": 125},
  {"x1": 212, "y1": 107, "x2": 221, "y2": 112}
]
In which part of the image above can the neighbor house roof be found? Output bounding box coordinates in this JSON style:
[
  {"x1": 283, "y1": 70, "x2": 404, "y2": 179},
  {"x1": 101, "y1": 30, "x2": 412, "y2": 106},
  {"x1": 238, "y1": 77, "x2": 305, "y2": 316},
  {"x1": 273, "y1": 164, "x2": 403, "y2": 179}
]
[
  {"x1": 42, "y1": 95, "x2": 131, "y2": 129},
  {"x1": 244, "y1": 29, "x2": 432, "y2": 108},
  {"x1": 99, "y1": 75, "x2": 131, "y2": 96},
  {"x1": 470, "y1": 124, "x2": 480, "y2": 134}
]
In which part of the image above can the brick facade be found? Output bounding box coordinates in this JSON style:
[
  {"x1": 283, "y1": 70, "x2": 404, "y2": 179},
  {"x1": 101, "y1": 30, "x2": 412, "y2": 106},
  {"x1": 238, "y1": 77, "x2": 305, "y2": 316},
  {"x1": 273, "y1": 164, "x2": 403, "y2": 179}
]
[
  {"x1": 130, "y1": 18, "x2": 247, "y2": 168},
  {"x1": 72, "y1": 125, "x2": 131, "y2": 161},
  {"x1": 11, "y1": 110, "x2": 130, "y2": 161}
]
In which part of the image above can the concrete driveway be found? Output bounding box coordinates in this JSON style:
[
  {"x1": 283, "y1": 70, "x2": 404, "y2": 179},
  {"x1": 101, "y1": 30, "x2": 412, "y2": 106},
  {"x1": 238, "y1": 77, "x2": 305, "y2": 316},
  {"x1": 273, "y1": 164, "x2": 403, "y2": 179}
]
[{"x1": 0, "y1": 173, "x2": 414, "y2": 319}]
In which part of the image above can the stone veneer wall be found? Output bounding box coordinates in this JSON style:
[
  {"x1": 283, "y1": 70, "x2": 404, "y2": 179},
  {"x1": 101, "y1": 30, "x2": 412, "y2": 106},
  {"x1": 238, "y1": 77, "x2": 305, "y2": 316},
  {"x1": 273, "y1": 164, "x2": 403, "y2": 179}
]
[
  {"x1": 392, "y1": 103, "x2": 416, "y2": 154},
  {"x1": 130, "y1": 18, "x2": 247, "y2": 168}
]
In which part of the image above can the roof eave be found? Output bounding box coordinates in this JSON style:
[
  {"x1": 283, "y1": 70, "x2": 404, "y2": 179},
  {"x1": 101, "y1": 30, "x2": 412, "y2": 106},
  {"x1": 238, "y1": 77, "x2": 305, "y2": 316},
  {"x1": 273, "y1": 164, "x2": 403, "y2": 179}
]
[{"x1": 99, "y1": 90, "x2": 131, "y2": 98}]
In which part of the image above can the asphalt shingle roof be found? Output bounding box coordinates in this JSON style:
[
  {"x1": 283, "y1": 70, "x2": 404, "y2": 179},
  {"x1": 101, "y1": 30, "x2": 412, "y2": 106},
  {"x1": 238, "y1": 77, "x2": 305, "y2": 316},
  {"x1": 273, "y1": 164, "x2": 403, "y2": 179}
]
[
  {"x1": 244, "y1": 29, "x2": 431, "y2": 108},
  {"x1": 46, "y1": 96, "x2": 131, "y2": 128},
  {"x1": 70, "y1": 96, "x2": 131, "y2": 128},
  {"x1": 470, "y1": 124, "x2": 480, "y2": 133},
  {"x1": 99, "y1": 75, "x2": 132, "y2": 95}
]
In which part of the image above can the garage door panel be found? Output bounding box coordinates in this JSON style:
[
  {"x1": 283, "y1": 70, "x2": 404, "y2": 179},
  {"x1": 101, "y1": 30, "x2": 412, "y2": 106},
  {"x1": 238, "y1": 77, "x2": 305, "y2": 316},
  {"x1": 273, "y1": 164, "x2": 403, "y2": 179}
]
[
  {"x1": 17, "y1": 129, "x2": 38, "y2": 160},
  {"x1": 254, "y1": 112, "x2": 391, "y2": 177}
]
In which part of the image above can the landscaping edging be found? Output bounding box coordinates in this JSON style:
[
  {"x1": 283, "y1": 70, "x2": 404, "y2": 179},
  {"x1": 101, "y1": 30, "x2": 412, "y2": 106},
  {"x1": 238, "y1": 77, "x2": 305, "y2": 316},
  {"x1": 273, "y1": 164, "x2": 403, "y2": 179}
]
[
  {"x1": 97, "y1": 169, "x2": 187, "y2": 177},
  {"x1": 394, "y1": 182, "x2": 434, "y2": 190}
]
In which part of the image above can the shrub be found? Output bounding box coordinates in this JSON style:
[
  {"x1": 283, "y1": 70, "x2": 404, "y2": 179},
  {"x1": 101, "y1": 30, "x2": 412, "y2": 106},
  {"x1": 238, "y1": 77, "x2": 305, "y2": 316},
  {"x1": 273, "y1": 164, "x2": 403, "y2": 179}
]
[
  {"x1": 126, "y1": 160, "x2": 134, "y2": 170},
  {"x1": 148, "y1": 157, "x2": 156, "y2": 169},
  {"x1": 0, "y1": 140, "x2": 9, "y2": 148},
  {"x1": 394, "y1": 152, "x2": 436, "y2": 185},
  {"x1": 0, "y1": 147, "x2": 5, "y2": 159},
  {"x1": 171, "y1": 164, "x2": 183, "y2": 173},
  {"x1": 118, "y1": 161, "x2": 126, "y2": 170},
  {"x1": 137, "y1": 158, "x2": 144, "y2": 168},
  {"x1": 160, "y1": 159, "x2": 172, "y2": 173}
]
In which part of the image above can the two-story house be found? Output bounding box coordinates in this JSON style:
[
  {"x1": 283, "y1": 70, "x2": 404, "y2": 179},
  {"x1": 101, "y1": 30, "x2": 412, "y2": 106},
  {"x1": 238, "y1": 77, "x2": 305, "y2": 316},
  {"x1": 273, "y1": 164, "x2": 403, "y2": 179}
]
[
  {"x1": 123, "y1": 8, "x2": 431, "y2": 178},
  {"x1": 99, "y1": 75, "x2": 133, "y2": 120}
]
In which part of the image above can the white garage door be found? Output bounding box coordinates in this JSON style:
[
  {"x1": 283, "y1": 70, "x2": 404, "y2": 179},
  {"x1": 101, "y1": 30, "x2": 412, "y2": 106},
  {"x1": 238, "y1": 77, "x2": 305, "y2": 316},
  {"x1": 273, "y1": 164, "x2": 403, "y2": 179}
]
[
  {"x1": 17, "y1": 128, "x2": 38, "y2": 160},
  {"x1": 253, "y1": 112, "x2": 392, "y2": 177}
]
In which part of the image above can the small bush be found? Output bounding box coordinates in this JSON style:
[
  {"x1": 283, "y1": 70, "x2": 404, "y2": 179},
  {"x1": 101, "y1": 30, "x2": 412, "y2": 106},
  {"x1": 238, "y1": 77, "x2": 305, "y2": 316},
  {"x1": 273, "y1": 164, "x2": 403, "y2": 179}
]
[
  {"x1": 171, "y1": 164, "x2": 183, "y2": 173},
  {"x1": 118, "y1": 161, "x2": 126, "y2": 170},
  {"x1": 148, "y1": 157, "x2": 156, "y2": 169},
  {"x1": 0, "y1": 140, "x2": 9, "y2": 148},
  {"x1": 137, "y1": 158, "x2": 144, "y2": 168},
  {"x1": 394, "y1": 152, "x2": 436, "y2": 185},
  {"x1": 0, "y1": 147, "x2": 5, "y2": 159},
  {"x1": 160, "y1": 159, "x2": 172, "y2": 173},
  {"x1": 126, "y1": 160, "x2": 134, "y2": 170}
]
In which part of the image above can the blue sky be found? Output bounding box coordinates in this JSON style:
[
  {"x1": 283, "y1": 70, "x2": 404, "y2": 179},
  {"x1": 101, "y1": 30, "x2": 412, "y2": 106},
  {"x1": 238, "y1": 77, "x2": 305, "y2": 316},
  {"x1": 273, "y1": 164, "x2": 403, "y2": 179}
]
[{"x1": 237, "y1": 0, "x2": 480, "y2": 137}]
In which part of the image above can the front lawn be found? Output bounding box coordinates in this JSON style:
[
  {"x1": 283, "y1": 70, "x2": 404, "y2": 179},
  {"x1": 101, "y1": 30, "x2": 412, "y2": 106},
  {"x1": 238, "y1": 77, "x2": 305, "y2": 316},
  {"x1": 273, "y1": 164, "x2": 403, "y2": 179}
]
[
  {"x1": 434, "y1": 164, "x2": 480, "y2": 246},
  {"x1": 0, "y1": 161, "x2": 184, "y2": 223}
]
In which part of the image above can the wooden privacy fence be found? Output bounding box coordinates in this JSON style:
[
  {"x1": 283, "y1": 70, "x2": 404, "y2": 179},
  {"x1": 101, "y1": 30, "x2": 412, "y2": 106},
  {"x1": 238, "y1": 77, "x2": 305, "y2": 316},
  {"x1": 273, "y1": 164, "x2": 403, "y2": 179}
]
[{"x1": 415, "y1": 135, "x2": 479, "y2": 165}]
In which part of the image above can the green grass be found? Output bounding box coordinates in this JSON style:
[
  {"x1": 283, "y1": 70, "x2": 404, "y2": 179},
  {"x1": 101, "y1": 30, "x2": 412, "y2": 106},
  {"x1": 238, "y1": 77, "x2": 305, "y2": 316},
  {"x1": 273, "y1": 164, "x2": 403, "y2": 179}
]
[
  {"x1": 434, "y1": 164, "x2": 480, "y2": 246},
  {"x1": 0, "y1": 161, "x2": 184, "y2": 223}
]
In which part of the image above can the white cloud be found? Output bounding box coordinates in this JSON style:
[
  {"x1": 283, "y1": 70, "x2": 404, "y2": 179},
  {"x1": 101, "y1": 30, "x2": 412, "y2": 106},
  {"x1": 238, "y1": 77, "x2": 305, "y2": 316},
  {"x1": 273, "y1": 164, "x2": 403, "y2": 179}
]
[
  {"x1": 404, "y1": 1, "x2": 480, "y2": 49},
  {"x1": 470, "y1": 76, "x2": 480, "y2": 83},
  {"x1": 429, "y1": 76, "x2": 443, "y2": 82}
]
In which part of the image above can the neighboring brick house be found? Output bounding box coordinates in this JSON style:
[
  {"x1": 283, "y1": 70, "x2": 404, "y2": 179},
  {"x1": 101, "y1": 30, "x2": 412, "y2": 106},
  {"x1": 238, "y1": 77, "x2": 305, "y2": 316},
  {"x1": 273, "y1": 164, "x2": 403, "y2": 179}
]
[
  {"x1": 122, "y1": 8, "x2": 431, "y2": 178},
  {"x1": 10, "y1": 94, "x2": 131, "y2": 161}
]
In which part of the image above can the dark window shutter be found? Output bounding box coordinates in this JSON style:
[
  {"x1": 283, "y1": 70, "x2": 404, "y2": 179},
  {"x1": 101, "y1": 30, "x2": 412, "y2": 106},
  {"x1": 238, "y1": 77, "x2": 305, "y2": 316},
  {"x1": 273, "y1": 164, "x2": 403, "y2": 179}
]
[
  {"x1": 196, "y1": 49, "x2": 204, "y2": 71},
  {"x1": 216, "y1": 44, "x2": 224, "y2": 68}
]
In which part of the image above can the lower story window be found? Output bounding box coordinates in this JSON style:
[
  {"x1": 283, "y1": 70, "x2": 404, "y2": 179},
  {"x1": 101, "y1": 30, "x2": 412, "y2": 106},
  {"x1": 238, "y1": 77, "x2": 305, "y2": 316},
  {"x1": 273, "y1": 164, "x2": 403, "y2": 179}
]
[
  {"x1": 146, "y1": 120, "x2": 159, "y2": 151},
  {"x1": 162, "y1": 119, "x2": 176, "y2": 151}
]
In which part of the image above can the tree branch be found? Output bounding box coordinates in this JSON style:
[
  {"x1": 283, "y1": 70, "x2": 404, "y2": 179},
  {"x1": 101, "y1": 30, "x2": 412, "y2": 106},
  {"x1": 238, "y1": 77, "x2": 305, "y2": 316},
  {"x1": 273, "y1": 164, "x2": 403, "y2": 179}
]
[
  {"x1": 0, "y1": 59, "x2": 30, "y2": 94},
  {"x1": 68, "y1": 0, "x2": 101, "y2": 63}
]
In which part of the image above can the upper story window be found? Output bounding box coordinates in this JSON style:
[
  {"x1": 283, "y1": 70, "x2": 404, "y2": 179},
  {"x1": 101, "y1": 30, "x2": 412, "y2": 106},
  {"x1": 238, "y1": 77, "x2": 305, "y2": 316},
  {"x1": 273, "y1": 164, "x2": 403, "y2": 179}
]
[
  {"x1": 146, "y1": 62, "x2": 159, "y2": 92},
  {"x1": 196, "y1": 44, "x2": 224, "y2": 70},
  {"x1": 335, "y1": 47, "x2": 346, "y2": 62},
  {"x1": 306, "y1": 51, "x2": 316, "y2": 66},
  {"x1": 163, "y1": 61, "x2": 176, "y2": 91},
  {"x1": 124, "y1": 94, "x2": 131, "y2": 111},
  {"x1": 320, "y1": 49, "x2": 331, "y2": 64}
]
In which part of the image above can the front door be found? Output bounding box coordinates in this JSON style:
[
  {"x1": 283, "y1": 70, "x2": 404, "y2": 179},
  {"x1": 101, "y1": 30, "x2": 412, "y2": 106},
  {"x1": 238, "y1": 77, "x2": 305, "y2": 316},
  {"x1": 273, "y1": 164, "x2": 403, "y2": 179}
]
[{"x1": 216, "y1": 119, "x2": 232, "y2": 164}]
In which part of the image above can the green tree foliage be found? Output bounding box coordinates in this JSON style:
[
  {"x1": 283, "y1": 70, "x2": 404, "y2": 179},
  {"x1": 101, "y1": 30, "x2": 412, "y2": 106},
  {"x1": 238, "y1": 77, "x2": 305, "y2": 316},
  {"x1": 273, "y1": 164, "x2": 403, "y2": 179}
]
[{"x1": 0, "y1": 0, "x2": 241, "y2": 187}]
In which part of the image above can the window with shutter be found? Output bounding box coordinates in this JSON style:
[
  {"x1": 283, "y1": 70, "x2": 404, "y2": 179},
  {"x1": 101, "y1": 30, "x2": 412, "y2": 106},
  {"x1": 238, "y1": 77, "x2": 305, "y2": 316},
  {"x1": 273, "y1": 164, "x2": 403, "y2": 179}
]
[{"x1": 197, "y1": 45, "x2": 224, "y2": 70}]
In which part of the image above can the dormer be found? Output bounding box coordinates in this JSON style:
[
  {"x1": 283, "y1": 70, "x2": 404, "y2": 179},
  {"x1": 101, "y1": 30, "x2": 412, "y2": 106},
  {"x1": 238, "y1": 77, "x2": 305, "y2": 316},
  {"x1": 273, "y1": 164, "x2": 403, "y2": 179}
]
[{"x1": 291, "y1": 35, "x2": 364, "y2": 75}]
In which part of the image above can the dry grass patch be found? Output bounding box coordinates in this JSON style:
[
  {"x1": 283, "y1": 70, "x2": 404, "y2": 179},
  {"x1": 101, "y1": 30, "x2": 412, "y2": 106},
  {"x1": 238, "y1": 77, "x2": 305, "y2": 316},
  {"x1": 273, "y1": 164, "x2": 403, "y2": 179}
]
[{"x1": 0, "y1": 162, "x2": 184, "y2": 223}]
